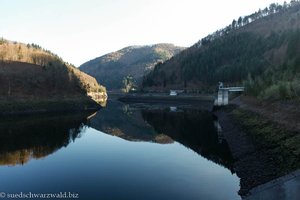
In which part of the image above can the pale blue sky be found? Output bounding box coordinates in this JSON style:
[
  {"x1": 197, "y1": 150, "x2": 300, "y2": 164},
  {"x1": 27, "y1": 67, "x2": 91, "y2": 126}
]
[{"x1": 0, "y1": 0, "x2": 286, "y2": 66}]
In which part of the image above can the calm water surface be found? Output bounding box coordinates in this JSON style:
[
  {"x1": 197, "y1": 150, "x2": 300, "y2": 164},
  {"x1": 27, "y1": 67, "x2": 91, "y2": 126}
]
[{"x1": 0, "y1": 100, "x2": 241, "y2": 200}]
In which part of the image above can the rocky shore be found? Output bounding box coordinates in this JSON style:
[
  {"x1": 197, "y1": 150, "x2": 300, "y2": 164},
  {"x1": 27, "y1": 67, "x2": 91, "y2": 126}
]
[{"x1": 214, "y1": 98, "x2": 300, "y2": 197}]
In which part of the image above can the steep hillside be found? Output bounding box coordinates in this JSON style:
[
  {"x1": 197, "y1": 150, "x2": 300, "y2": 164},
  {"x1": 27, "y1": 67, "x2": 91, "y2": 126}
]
[
  {"x1": 143, "y1": 1, "x2": 300, "y2": 100},
  {"x1": 0, "y1": 39, "x2": 107, "y2": 114},
  {"x1": 79, "y1": 44, "x2": 184, "y2": 90}
]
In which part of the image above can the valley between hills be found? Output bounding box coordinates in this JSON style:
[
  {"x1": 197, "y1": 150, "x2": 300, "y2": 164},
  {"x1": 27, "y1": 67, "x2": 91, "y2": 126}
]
[{"x1": 0, "y1": 1, "x2": 300, "y2": 198}]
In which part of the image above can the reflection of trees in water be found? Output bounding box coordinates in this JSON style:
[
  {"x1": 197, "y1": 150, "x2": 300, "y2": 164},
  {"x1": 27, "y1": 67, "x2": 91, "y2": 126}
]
[
  {"x1": 141, "y1": 108, "x2": 235, "y2": 171},
  {"x1": 0, "y1": 112, "x2": 93, "y2": 166},
  {"x1": 93, "y1": 101, "x2": 235, "y2": 170},
  {"x1": 89, "y1": 101, "x2": 174, "y2": 143}
]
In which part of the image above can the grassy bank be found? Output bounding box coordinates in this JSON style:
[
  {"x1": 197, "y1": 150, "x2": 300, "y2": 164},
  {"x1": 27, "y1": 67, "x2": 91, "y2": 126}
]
[{"x1": 231, "y1": 107, "x2": 300, "y2": 176}]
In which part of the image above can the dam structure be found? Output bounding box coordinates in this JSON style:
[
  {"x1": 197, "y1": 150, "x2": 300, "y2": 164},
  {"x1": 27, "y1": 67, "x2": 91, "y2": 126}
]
[{"x1": 214, "y1": 82, "x2": 244, "y2": 106}]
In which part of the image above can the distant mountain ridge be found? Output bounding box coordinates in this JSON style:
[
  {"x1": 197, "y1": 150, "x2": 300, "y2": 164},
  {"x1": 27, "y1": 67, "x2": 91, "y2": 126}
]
[
  {"x1": 79, "y1": 43, "x2": 184, "y2": 90},
  {"x1": 142, "y1": 1, "x2": 300, "y2": 100}
]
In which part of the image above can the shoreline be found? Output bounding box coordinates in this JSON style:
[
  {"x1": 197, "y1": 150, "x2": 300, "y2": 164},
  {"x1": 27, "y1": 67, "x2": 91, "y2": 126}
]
[
  {"x1": 244, "y1": 168, "x2": 300, "y2": 199},
  {"x1": 118, "y1": 93, "x2": 215, "y2": 111},
  {"x1": 214, "y1": 107, "x2": 272, "y2": 196},
  {"x1": 0, "y1": 98, "x2": 102, "y2": 117},
  {"x1": 115, "y1": 93, "x2": 300, "y2": 196},
  {"x1": 214, "y1": 97, "x2": 300, "y2": 197},
  {"x1": 1, "y1": 92, "x2": 298, "y2": 197}
]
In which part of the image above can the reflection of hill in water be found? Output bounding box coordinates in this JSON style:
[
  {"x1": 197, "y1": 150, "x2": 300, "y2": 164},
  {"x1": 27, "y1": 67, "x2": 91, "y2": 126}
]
[
  {"x1": 141, "y1": 108, "x2": 235, "y2": 170},
  {"x1": 0, "y1": 112, "x2": 94, "y2": 166},
  {"x1": 89, "y1": 101, "x2": 173, "y2": 144},
  {"x1": 91, "y1": 101, "x2": 234, "y2": 170}
]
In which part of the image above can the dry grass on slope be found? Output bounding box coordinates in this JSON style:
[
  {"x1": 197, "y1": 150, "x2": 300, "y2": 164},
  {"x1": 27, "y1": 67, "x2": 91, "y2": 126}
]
[{"x1": 0, "y1": 39, "x2": 107, "y2": 113}]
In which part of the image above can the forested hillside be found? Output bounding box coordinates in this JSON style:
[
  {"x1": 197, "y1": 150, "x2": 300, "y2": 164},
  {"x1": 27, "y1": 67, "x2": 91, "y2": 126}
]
[
  {"x1": 143, "y1": 1, "x2": 300, "y2": 100},
  {"x1": 0, "y1": 39, "x2": 106, "y2": 113},
  {"x1": 80, "y1": 44, "x2": 184, "y2": 91}
]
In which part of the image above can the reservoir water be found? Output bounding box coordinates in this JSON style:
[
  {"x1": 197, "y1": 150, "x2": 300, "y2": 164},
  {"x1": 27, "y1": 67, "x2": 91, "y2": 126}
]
[{"x1": 0, "y1": 100, "x2": 241, "y2": 200}]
